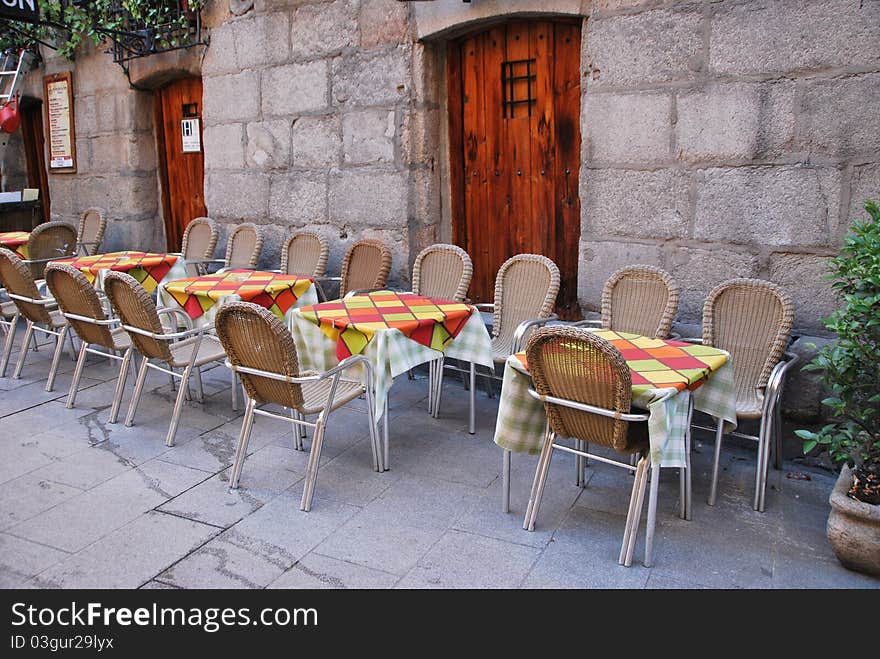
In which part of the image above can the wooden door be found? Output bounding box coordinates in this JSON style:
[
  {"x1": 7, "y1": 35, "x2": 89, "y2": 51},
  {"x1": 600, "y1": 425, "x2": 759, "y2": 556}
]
[
  {"x1": 448, "y1": 20, "x2": 582, "y2": 316},
  {"x1": 19, "y1": 98, "x2": 50, "y2": 223},
  {"x1": 155, "y1": 77, "x2": 206, "y2": 251}
]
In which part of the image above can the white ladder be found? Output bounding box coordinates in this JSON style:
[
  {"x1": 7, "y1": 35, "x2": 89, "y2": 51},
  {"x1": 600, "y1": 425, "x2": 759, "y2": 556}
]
[{"x1": 0, "y1": 50, "x2": 26, "y2": 104}]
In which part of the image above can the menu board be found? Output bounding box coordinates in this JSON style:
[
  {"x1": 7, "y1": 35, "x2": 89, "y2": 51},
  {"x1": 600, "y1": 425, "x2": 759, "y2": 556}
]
[{"x1": 43, "y1": 72, "x2": 77, "y2": 172}]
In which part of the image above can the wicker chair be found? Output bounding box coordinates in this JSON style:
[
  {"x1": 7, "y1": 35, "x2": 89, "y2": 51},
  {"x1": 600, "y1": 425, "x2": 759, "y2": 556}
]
[
  {"x1": 76, "y1": 207, "x2": 107, "y2": 256},
  {"x1": 522, "y1": 327, "x2": 655, "y2": 566},
  {"x1": 0, "y1": 249, "x2": 72, "y2": 389},
  {"x1": 599, "y1": 265, "x2": 680, "y2": 338},
  {"x1": 281, "y1": 231, "x2": 329, "y2": 279},
  {"x1": 319, "y1": 239, "x2": 391, "y2": 299},
  {"x1": 24, "y1": 221, "x2": 77, "y2": 281},
  {"x1": 433, "y1": 253, "x2": 560, "y2": 434},
  {"x1": 192, "y1": 222, "x2": 263, "y2": 274},
  {"x1": 180, "y1": 217, "x2": 220, "y2": 275},
  {"x1": 45, "y1": 263, "x2": 133, "y2": 422},
  {"x1": 699, "y1": 278, "x2": 796, "y2": 512},
  {"x1": 215, "y1": 301, "x2": 381, "y2": 511},
  {"x1": 104, "y1": 271, "x2": 228, "y2": 447},
  {"x1": 411, "y1": 243, "x2": 473, "y2": 302}
]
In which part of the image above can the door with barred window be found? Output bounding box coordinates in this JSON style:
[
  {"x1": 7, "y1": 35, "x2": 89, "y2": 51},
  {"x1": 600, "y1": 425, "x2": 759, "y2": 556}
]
[{"x1": 448, "y1": 19, "x2": 582, "y2": 316}]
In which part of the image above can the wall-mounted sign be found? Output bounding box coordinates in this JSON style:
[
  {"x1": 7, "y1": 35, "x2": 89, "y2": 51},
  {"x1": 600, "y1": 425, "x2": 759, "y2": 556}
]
[
  {"x1": 181, "y1": 118, "x2": 201, "y2": 153},
  {"x1": 43, "y1": 72, "x2": 77, "y2": 172},
  {"x1": 0, "y1": 0, "x2": 40, "y2": 23}
]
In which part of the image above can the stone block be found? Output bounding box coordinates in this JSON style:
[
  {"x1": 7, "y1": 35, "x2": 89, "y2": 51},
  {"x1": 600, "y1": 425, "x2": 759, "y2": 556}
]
[
  {"x1": 206, "y1": 171, "x2": 269, "y2": 220},
  {"x1": 329, "y1": 169, "x2": 409, "y2": 228},
  {"x1": 342, "y1": 109, "x2": 396, "y2": 164},
  {"x1": 75, "y1": 95, "x2": 97, "y2": 136},
  {"x1": 290, "y1": 0, "x2": 358, "y2": 60},
  {"x1": 94, "y1": 93, "x2": 118, "y2": 134},
  {"x1": 203, "y1": 71, "x2": 261, "y2": 124},
  {"x1": 581, "y1": 168, "x2": 690, "y2": 239},
  {"x1": 360, "y1": 0, "x2": 411, "y2": 48},
  {"x1": 586, "y1": 7, "x2": 703, "y2": 89},
  {"x1": 676, "y1": 81, "x2": 796, "y2": 163},
  {"x1": 584, "y1": 92, "x2": 671, "y2": 164},
  {"x1": 269, "y1": 173, "x2": 328, "y2": 225},
  {"x1": 577, "y1": 240, "x2": 664, "y2": 311},
  {"x1": 116, "y1": 90, "x2": 153, "y2": 132},
  {"x1": 246, "y1": 120, "x2": 291, "y2": 169},
  {"x1": 768, "y1": 252, "x2": 840, "y2": 334},
  {"x1": 410, "y1": 42, "x2": 441, "y2": 106},
  {"x1": 234, "y1": 12, "x2": 290, "y2": 68},
  {"x1": 332, "y1": 45, "x2": 411, "y2": 108},
  {"x1": 693, "y1": 166, "x2": 840, "y2": 247},
  {"x1": 201, "y1": 23, "x2": 239, "y2": 75},
  {"x1": 71, "y1": 51, "x2": 128, "y2": 96},
  {"x1": 710, "y1": 0, "x2": 880, "y2": 76},
  {"x1": 668, "y1": 246, "x2": 761, "y2": 321},
  {"x1": 798, "y1": 74, "x2": 880, "y2": 159},
  {"x1": 400, "y1": 107, "x2": 439, "y2": 167},
  {"x1": 261, "y1": 61, "x2": 329, "y2": 117},
  {"x1": 90, "y1": 135, "x2": 155, "y2": 173},
  {"x1": 204, "y1": 123, "x2": 245, "y2": 170},
  {"x1": 847, "y1": 163, "x2": 880, "y2": 228},
  {"x1": 291, "y1": 115, "x2": 342, "y2": 168}
]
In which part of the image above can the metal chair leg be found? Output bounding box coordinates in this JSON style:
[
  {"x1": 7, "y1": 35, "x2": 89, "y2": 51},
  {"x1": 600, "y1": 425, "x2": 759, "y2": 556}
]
[
  {"x1": 0, "y1": 312, "x2": 18, "y2": 377},
  {"x1": 501, "y1": 448, "x2": 511, "y2": 513},
  {"x1": 165, "y1": 363, "x2": 194, "y2": 446},
  {"x1": 301, "y1": 416, "x2": 328, "y2": 512},
  {"x1": 230, "y1": 398, "x2": 256, "y2": 489},
  {"x1": 108, "y1": 348, "x2": 132, "y2": 424},
  {"x1": 125, "y1": 356, "x2": 151, "y2": 427},
  {"x1": 382, "y1": 397, "x2": 389, "y2": 471},
  {"x1": 624, "y1": 457, "x2": 649, "y2": 567},
  {"x1": 66, "y1": 340, "x2": 89, "y2": 408},
  {"x1": 620, "y1": 454, "x2": 644, "y2": 565},
  {"x1": 755, "y1": 412, "x2": 772, "y2": 512},
  {"x1": 193, "y1": 365, "x2": 204, "y2": 403},
  {"x1": 45, "y1": 326, "x2": 68, "y2": 392},
  {"x1": 644, "y1": 462, "x2": 661, "y2": 567},
  {"x1": 708, "y1": 417, "x2": 725, "y2": 506},
  {"x1": 525, "y1": 430, "x2": 555, "y2": 531},
  {"x1": 364, "y1": 385, "x2": 381, "y2": 472},
  {"x1": 231, "y1": 368, "x2": 238, "y2": 411},
  {"x1": 468, "y1": 360, "x2": 475, "y2": 434},
  {"x1": 12, "y1": 319, "x2": 34, "y2": 379}
]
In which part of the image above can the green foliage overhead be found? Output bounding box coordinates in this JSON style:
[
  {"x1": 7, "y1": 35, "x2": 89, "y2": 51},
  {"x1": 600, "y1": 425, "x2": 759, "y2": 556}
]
[{"x1": 797, "y1": 199, "x2": 880, "y2": 504}]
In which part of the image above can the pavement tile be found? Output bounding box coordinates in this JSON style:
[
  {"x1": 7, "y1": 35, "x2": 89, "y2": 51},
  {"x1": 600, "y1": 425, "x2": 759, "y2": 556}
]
[
  {"x1": 268, "y1": 553, "x2": 399, "y2": 589},
  {"x1": 0, "y1": 533, "x2": 69, "y2": 588}
]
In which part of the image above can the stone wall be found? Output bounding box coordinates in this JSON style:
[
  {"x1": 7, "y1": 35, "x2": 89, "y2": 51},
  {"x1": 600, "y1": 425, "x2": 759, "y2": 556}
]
[
  {"x1": 200, "y1": 0, "x2": 428, "y2": 281},
  {"x1": 577, "y1": 0, "x2": 880, "y2": 336}
]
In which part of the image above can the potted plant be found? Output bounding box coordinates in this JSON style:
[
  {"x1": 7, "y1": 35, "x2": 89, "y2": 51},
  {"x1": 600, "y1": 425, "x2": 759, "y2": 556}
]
[{"x1": 796, "y1": 199, "x2": 880, "y2": 576}]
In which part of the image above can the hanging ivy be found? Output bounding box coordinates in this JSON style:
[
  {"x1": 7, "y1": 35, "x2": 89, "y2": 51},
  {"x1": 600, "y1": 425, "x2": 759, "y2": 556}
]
[{"x1": 0, "y1": 1, "x2": 202, "y2": 60}]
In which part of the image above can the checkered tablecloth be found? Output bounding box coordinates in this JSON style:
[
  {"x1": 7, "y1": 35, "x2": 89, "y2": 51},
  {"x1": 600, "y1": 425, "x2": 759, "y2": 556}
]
[
  {"x1": 0, "y1": 231, "x2": 30, "y2": 259},
  {"x1": 493, "y1": 330, "x2": 738, "y2": 468},
  {"x1": 158, "y1": 269, "x2": 319, "y2": 329},
  {"x1": 289, "y1": 291, "x2": 494, "y2": 421},
  {"x1": 54, "y1": 251, "x2": 187, "y2": 293}
]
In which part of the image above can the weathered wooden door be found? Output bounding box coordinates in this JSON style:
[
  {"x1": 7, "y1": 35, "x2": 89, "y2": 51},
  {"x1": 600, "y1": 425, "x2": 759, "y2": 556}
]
[
  {"x1": 19, "y1": 98, "x2": 50, "y2": 222},
  {"x1": 155, "y1": 77, "x2": 206, "y2": 251},
  {"x1": 448, "y1": 20, "x2": 582, "y2": 316}
]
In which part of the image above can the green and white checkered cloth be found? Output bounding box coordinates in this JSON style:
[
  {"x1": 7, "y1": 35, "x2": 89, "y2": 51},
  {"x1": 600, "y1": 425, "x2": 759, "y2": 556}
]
[
  {"x1": 493, "y1": 354, "x2": 738, "y2": 468},
  {"x1": 157, "y1": 279, "x2": 319, "y2": 329},
  {"x1": 288, "y1": 309, "x2": 494, "y2": 422}
]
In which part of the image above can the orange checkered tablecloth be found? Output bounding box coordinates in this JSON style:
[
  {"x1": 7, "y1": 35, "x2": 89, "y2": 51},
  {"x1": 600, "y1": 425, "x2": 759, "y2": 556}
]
[
  {"x1": 161, "y1": 269, "x2": 316, "y2": 321},
  {"x1": 514, "y1": 329, "x2": 729, "y2": 397},
  {"x1": 54, "y1": 251, "x2": 180, "y2": 293},
  {"x1": 297, "y1": 291, "x2": 476, "y2": 361},
  {"x1": 0, "y1": 231, "x2": 30, "y2": 259}
]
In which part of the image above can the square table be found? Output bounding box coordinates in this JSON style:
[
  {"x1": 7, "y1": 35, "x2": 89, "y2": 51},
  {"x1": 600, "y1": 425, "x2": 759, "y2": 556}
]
[
  {"x1": 157, "y1": 269, "x2": 319, "y2": 329},
  {"x1": 0, "y1": 231, "x2": 30, "y2": 259},
  {"x1": 288, "y1": 290, "x2": 494, "y2": 466},
  {"x1": 53, "y1": 251, "x2": 187, "y2": 293}
]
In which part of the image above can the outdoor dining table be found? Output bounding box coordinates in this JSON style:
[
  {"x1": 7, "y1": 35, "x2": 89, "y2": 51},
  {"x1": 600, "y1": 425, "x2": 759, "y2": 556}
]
[
  {"x1": 288, "y1": 290, "x2": 494, "y2": 468},
  {"x1": 53, "y1": 250, "x2": 187, "y2": 292},
  {"x1": 157, "y1": 268, "x2": 319, "y2": 329},
  {"x1": 0, "y1": 230, "x2": 30, "y2": 259},
  {"x1": 493, "y1": 329, "x2": 738, "y2": 522}
]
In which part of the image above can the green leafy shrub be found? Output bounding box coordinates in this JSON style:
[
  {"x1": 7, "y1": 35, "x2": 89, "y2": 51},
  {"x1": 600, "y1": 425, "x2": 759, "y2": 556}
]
[{"x1": 796, "y1": 199, "x2": 880, "y2": 504}]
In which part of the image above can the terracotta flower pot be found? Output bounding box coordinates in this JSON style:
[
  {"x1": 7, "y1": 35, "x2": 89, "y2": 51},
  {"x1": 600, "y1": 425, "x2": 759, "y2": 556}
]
[{"x1": 827, "y1": 466, "x2": 880, "y2": 576}]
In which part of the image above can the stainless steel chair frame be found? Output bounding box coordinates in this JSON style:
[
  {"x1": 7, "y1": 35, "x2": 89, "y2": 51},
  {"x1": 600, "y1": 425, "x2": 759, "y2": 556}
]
[
  {"x1": 6, "y1": 291, "x2": 73, "y2": 391},
  {"x1": 225, "y1": 355, "x2": 382, "y2": 511},
  {"x1": 522, "y1": 388, "x2": 658, "y2": 567}
]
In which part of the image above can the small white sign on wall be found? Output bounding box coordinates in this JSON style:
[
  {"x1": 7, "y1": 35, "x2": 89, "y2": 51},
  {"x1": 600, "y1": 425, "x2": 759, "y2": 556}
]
[{"x1": 181, "y1": 118, "x2": 201, "y2": 153}]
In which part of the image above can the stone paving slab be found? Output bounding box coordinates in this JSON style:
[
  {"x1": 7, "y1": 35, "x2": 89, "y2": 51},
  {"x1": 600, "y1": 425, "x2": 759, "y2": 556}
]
[{"x1": 0, "y1": 326, "x2": 877, "y2": 590}]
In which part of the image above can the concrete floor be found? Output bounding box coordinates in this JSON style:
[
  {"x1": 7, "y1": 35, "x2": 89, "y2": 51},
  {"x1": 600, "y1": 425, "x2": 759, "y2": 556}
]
[{"x1": 0, "y1": 331, "x2": 877, "y2": 590}]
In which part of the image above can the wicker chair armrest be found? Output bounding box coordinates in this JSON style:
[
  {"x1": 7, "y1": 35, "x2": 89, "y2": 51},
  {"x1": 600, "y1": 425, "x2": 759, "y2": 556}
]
[
  {"x1": 123, "y1": 322, "x2": 203, "y2": 341},
  {"x1": 760, "y1": 351, "x2": 798, "y2": 411},
  {"x1": 63, "y1": 312, "x2": 120, "y2": 327},
  {"x1": 22, "y1": 256, "x2": 66, "y2": 265},
  {"x1": 527, "y1": 387, "x2": 650, "y2": 422},
  {"x1": 225, "y1": 354, "x2": 373, "y2": 386},
  {"x1": 474, "y1": 303, "x2": 495, "y2": 312},
  {"x1": 7, "y1": 292, "x2": 56, "y2": 306},
  {"x1": 344, "y1": 287, "x2": 395, "y2": 299},
  {"x1": 511, "y1": 314, "x2": 559, "y2": 354},
  {"x1": 680, "y1": 337, "x2": 703, "y2": 344},
  {"x1": 157, "y1": 307, "x2": 194, "y2": 332},
  {"x1": 568, "y1": 319, "x2": 601, "y2": 328}
]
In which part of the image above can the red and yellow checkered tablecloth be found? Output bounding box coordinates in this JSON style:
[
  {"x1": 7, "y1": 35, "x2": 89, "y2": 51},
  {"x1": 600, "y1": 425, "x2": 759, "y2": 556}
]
[
  {"x1": 162, "y1": 269, "x2": 315, "y2": 321},
  {"x1": 514, "y1": 329, "x2": 729, "y2": 397},
  {"x1": 298, "y1": 290, "x2": 476, "y2": 360},
  {"x1": 54, "y1": 251, "x2": 179, "y2": 293},
  {"x1": 0, "y1": 231, "x2": 30, "y2": 259}
]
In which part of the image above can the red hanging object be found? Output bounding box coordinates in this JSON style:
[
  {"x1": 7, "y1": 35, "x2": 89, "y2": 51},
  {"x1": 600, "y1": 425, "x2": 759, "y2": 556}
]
[{"x1": 0, "y1": 95, "x2": 21, "y2": 134}]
